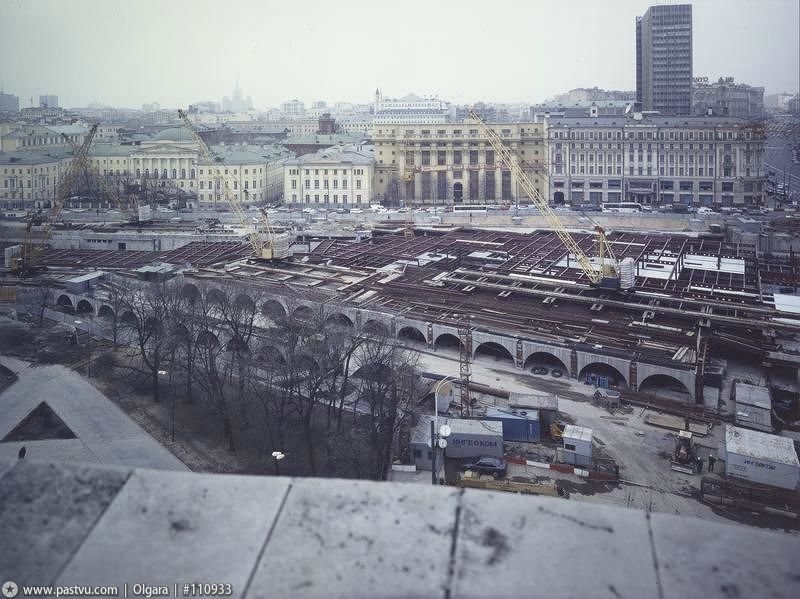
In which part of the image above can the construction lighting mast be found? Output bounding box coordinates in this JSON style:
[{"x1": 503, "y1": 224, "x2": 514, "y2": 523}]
[
  {"x1": 467, "y1": 110, "x2": 630, "y2": 290},
  {"x1": 177, "y1": 109, "x2": 288, "y2": 260},
  {"x1": 15, "y1": 124, "x2": 98, "y2": 276}
]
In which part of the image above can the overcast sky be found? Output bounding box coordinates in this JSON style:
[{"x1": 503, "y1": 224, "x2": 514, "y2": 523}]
[{"x1": 0, "y1": 0, "x2": 797, "y2": 109}]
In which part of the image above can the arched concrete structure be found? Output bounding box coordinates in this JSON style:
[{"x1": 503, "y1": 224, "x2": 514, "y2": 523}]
[
  {"x1": 262, "y1": 299, "x2": 287, "y2": 320},
  {"x1": 97, "y1": 305, "x2": 115, "y2": 320},
  {"x1": 523, "y1": 351, "x2": 569, "y2": 372},
  {"x1": 397, "y1": 326, "x2": 426, "y2": 344},
  {"x1": 474, "y1": 341, "x2": 515, "y2": 363},
  {"x1": 76, "y1": 299, "x2": 94, "y2": 315},
  {"x1": 56, "y1": 294, "x2": 74, "y2": 309},
  {"x1": 578, "y1": 362, "x2": 628, "y2": 388},
  {"x1": 576, "y1": 352, "x2": 631, "y2": 386},
  {"x1": 636, "y1": 362, "x2": 696, "y2": 401},
  {"x1": 521, "y1": 342, "x2": 572, "y2": 373},
  {"x1": 234, "y1": 293, "x2": 256, "y2": 312},
  {"x1": 471, "y1": 331, "x2": 516, "y2": 361},
  {"x1": 434, "y1": 333, "x2": 462, "y2": 350},
  {"x1": 256, "y1": 345, "x2": 287, "y2": 365},
  {"x1": 181, "y1": 283, "x2": 200, "y2": 302},
  {"x1": 197, "y1": 330, "x2": 221, "y2": 348},
  {"x1": 638, "y1": 374, "x2": 692, "y2": 399},
  {"x1": 362, "y1": 319, "x2": 390, "y2": 337},
  {"x1": 326, "y1": 313, "x2": 354, "y2": 329},
  {"x1": 205, "y1": 288, "x2": 227, "y2": 306}
]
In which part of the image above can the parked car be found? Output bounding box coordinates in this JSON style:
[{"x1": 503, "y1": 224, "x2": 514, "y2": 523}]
[{"x1": 461, "y1": 456, "x2": 507, "y2": 479}]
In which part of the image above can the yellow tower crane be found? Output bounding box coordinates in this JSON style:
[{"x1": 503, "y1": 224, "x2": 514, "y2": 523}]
[
  {"x1": 467, "y1": 110, "x2": 629, "y2": 290},
  {"x1": 177, "y1": 109, "x2": 289, "y2": 260},
  {"x1": 14, "y1": 124, "x2": 99, "y2": 276}
]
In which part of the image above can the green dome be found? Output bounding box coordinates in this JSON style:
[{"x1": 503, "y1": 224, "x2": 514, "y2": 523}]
[{"x1": 153, "y1": 127, "x2": 194, "y2": 142}]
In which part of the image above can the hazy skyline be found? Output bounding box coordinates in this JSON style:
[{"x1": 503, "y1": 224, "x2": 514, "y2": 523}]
[{"x1": 1, "y1": 0, "x2": 797, "y2": 110}]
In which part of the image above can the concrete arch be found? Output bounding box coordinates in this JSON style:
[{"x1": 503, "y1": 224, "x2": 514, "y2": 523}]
[
  {"x1": 434, "y1": 333, "x2": 462, "y2": 350},
  {"x1": 638, "y1": 374, "x2": 691, "y2": 400},
  {"x1": 262, "y1": 299, "x2": 287, "y2": 320},
  {"x1": 181, "y1": 283, "x2": 201, "y2": 302},
  {"x1": 293, "y1": 304, "x2": 315, "y2": 321},
  {"x1": 76, "y1": 299, "x2": 94, "y2": 315},
  {"x1": 362, "y1": 319, "x2": 390, "y2": 337},
  {"x1": 523, "y1": 351, "x2": 568, "y2": 372},
  {"x1": 397, "y1": 325, "x2": 426, "y2": 344},
  {"x1": 234, "y1": 293, "x2": 256, "y2": 312},
  {"x1": 97, "y1": 305, "x2": 115, "y2": 320},
  {"x1": 197, "y1": 330, "x2": 220, "y2": 348},
  {"x1": 579, "y1": 362, "x2": 628, "y2": 388},
  {"x1": 474, "y1": 341, "x2": 515, "y2": 363},
  {"x1": 205, "y1": 287, "x2": 226, "y2": 306},
  {"x1": 326, "y1": 312, "x2": 354, "y2": 329},
  {"x1": 56, "y1": 294, "x2": 74, "y2": 309}
]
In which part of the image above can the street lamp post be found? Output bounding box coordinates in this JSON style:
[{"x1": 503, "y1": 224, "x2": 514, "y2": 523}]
[
  {"x1": 431, "y1": 377, "x2": 456, "y2": 485},
  {"x1": 271, "y1": 450, "x2": 285, "y2": 475},
  {"x1": 74, "y1": 318, "x2": 92, "y2": 378}
]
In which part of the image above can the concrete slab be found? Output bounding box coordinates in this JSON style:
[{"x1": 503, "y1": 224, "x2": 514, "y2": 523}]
[
  {"x1": 0, "y1": 439, "x2": 99, "y2": 463},
  {"x1": 0, "y1": 460, "x2": 130, "y2": 585},
  {"x1": 451, "y1": 491, "x2": 660, "y2": 599},
  {"x1": 0, "y1": 364, "x2": 187, "y2": 470},
  {"x1": 650, "y1": 512, "x2": 800, "y2": 599},
  {"x1": 57, "y1": 469, "x2": 290, "y2": 596},
  {"x1": 246, "y1": 478, "x2": 460, "y2": 599}
]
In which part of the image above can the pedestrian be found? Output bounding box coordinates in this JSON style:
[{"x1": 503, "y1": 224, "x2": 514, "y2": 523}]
[
  {"x1": 708, "y1": 454, "x2": 716, "y2": 473},
  {"x1": 18, "y1": 446, "x2": 26, "y2": 459},
  {"x1": 695, "y1": 456, "x2": 703, "y2": 474}
]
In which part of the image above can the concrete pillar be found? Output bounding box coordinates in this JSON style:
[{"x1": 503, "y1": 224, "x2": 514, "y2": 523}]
[
  {"x1": 570, "y1": 349, "x2": 578, "y2": 379},
  {"x1": 629, "y1": 361, "x2": 638, "y2": 391},
  {"x1": 515, "y1": 338, "x2": 524, "y2": 369},
  {"x1": 427, "y1": 323, "x2": 434, "y2": 350},
  {"x1": 390, "y1": 318, "x2": 397, "y2": 338},
  {"x1": 414, "y1": 172, "x2": 422, "y2": 204},
  {"x1": 495, "y1": 168, "x2": 503, "y2": 202}
]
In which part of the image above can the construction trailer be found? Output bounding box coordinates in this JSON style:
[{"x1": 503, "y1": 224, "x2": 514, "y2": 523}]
[
  {"x1": 733, "y1": 382, "x2": 773, "y2": 432},
  {"x1": 508, "y1": 392, "x2": 558, "y2": 429},
  {"x1": 561, "y1": 425, "x2": 593, "y2": 467},
  {"x1": 719, "y1": 425, "x2": 800, "y2": 491},
  {"x1": 65, "y1": 271, "x2": 106, "y2": 294},
  {"x1": 409, "y1": 416, "x2": 503, "y2": 471},
  {"x1": 483, "y1": 406, "x2": 540, "y2": 443}
]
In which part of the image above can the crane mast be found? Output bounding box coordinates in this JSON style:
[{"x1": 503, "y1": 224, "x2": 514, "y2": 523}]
[
  {"x1": 177, "y1": 109, "x2": 287, "y2": 260},
  {"x1": 467, "y1": 110, "x2": 624, "y2": 289},
  {"x1": 16, "y1": 124, "x2": 98, "y2": 276}
]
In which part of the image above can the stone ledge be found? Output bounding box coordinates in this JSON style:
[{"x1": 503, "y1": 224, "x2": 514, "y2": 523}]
[{"x1": 1, "y1": 459, "x2": 798, "y2": 598}]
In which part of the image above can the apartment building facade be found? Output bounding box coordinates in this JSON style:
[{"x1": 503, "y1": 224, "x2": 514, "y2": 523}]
[
  {"x1": 370, "y1": 122, "x2": 547, "y2": 205},
  {"x1": 283, "y1": 145, "x2": 374, "y2": 207},
  {"x1": 546, "y1": 113, "x2": 766, "y2": 208}
]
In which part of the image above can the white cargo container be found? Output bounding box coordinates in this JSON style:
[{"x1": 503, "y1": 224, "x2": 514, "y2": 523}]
[
  {"x1": 561, "y1": 425, "x2": 593, "y2": 467},
  {"x1": 720, "y1": 425, "x2": 800, "y2": 491}
]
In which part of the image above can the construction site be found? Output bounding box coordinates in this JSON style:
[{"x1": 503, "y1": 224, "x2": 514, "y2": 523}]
[{"x1": 2, "y1": 110, "x2": 800, "y2": 525}]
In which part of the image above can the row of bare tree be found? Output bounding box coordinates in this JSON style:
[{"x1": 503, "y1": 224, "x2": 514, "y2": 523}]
[{"x1": 100, "y1": 278, "x2": 422, "y2": 480}]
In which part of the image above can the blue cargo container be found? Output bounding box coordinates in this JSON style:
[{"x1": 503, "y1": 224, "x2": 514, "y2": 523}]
[{"x1": 483, "y1": 407, "x2": 540, "y2": 443}]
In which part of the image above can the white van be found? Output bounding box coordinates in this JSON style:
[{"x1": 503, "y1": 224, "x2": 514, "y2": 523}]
[{"x1": 696, "y1": 207, "x2": 715, "y2": 215}]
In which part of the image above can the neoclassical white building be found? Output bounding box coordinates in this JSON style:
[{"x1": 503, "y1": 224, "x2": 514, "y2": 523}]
[{"x1": 283, "y1": 144, "x2": 374, "y2": 207}]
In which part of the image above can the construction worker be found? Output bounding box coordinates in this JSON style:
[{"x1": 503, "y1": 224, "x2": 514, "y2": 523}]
[{"x1": 708, "y1": 454, "x2": 716, "y2": 473}]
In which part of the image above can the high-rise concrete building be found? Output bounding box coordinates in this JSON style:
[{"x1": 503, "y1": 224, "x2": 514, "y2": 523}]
[
  {"x1": 0, "y1": 91, "x2": 19, "y2": 113},
  {"x1": 39, "y1": 94, "x2": 59, "y2": 108},
  {"x1": 636, "y1": 4, "x2": 692, "y2": 115}
]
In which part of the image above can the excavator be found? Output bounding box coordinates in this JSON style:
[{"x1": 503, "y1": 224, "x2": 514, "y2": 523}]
[{"x1": 467, "y1": 111, "x2": 634, "y2": 291}]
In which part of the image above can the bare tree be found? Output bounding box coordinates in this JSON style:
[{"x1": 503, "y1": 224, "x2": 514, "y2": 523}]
[
  {"x1": 119, "y1": 281, "x2": 179, "y2": 403},
  {"x1": 33, "y1": 286, "x2": 53, "y2": 327},
  {"x1": 351, "y1": 336, "x2": 422, "y2": 480}
]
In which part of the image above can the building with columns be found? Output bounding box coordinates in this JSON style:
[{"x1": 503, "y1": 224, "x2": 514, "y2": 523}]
[
  {"x1": 370, "y1": 121, "x2": 547, "y2": 206},
  {"x1": 546, "y1": 111, "x2": 766, "y2": 208},
  {"x1": 1, "y1": 126, "x2": 290, "y2": 211}
]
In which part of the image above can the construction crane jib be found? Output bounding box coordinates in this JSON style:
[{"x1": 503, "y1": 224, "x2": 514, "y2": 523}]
[
  {"x1": 466, "y1": 110, "x2": 627, "y2": 290},
  {"x1": 16, "y1": 124, "x2": 99, "y2": 276},
  {"x1": 177, "y1": 109, "x2": 287, "y2": 260}
]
